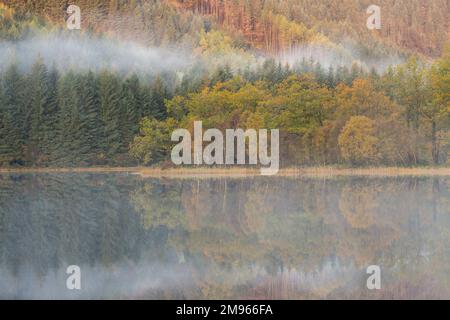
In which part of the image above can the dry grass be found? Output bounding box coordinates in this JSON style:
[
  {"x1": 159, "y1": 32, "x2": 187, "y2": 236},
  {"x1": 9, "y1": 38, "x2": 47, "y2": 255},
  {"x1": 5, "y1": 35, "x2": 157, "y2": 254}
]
[
  {"x1": 0, "y1": 167, "x2": 139, "y2": 173},
  {"x1": 137, "y1": 167, "x2": 450, "y2": 179},
  {"x1": 1, "y1": 166, "x2": 449, "y2": 179}
]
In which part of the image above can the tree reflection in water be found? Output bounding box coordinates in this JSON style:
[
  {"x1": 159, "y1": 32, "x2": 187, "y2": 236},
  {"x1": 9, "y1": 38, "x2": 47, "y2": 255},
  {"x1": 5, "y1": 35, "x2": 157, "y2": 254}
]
[{"x1": 0, "y1": 173, "x2": 449, "y2": 299}]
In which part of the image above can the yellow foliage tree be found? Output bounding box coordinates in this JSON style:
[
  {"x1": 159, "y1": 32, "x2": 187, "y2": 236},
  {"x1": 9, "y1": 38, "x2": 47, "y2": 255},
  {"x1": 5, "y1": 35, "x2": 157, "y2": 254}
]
[{"x1": 338, "y1": 116, "x2": 380, "y2": 165}]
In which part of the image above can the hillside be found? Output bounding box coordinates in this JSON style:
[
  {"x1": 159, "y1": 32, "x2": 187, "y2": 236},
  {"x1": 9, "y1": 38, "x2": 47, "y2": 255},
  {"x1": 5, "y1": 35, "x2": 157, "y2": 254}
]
[
  {"x1": 0, "y1": 1, "x2": 448, "y2": 169},
  {"x1": 171, "y1": 0, "x2": 449, "y2": 58},
  {"x1": 3, "y1": 0, "x2": 449, "y2": 61}
]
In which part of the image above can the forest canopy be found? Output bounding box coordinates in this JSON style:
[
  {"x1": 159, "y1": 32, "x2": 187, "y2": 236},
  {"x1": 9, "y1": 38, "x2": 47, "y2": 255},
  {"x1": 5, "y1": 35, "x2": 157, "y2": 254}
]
[
  {"x1": 0, "y1": 1, "x2": 448, "y2": 168},
  {"x1": 0, "y1": 51, "x2": 448, "y2": 167}
]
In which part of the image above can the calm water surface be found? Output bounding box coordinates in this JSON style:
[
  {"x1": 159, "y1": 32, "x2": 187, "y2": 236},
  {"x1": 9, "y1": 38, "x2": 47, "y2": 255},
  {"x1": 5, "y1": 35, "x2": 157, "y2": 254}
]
[{"x1": 0, "y1": 173, "x2": 449, "y2": 299}]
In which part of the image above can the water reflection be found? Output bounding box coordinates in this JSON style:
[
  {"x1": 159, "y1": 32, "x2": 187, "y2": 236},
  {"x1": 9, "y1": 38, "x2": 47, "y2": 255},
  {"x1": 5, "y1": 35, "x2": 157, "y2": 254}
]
[{"x1": 0, "y1": 173, "x2": 449, "y2": 299}]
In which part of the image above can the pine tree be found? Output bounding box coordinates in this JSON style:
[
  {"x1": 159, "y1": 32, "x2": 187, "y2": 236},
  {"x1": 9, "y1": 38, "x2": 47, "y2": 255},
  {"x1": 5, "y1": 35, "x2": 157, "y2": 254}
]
[
  {"x1": 55, "y1": 71, "x2": 81, "y2": 165},
  {"x1": 0, "y1": 75, "x2": 8, "y2": 165},
  {"x1": 98, "y1": 70, "x2": 123, "y2": 162},
  {"x1": 335, "y1": 65, "x2": 344, "y2": 84},
  {"x1": 149, "y1": 76, "x2": 168, "y2": 120},
  {"x1": 381, "y1": 65, "x2": 396, "y2": 99},
  {"x1": 41, "y1": 66, "x2": 59, "y2": 164},
  {"x1": 314, "y1": 62, "x2": 326, "y2": 85},
  {"x1": 210, "y1": 64, "x2": 233, "y2": 86},
  {"x1": 326, "y1": 65, "x2": 335, "y2": 88},
  {"x1": 261, "y1": 59, "x2": 277, "y2": 83},
  {"x1": 0, "y1": 64, "x2": 25, "y2": 165},
  {"x1": 121, "y1": 74, "x2": 141, "y2": 146},
  {"x1": 27, "y1": 58, "x2": 53, "y2": 165},
  {"x1": 369, "y1": 67, "x2": 380, "y2": 81},
  {"x1": 349, "y1": 62, "x2": 361, "y2": 85},
  {"x1": 78, "y1": 71, "x2": 103, "y2": 164},
  {"x1": 342, "y1": 66, "x2": 351, "y2": 86}
]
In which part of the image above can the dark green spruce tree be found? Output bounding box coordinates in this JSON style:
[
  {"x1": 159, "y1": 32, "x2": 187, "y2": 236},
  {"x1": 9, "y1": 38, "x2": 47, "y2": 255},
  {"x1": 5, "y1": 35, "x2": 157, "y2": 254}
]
[
  {"x1": 98, "y1": 70, "x2": 124, "y2": 163},
  {"x1": 55, "y1": 71, "x2": 81, "y2": 165},
  {"x1": 42, "y1": 66, "x2": 60, "y2": 164},
  {"x1": 0, "y1": 64, "x2": 26, "y2": 165},
  {"x1": 27, "y1": 58, "x2": 58, "y2": 165},
  {"x1": 146, "y1": 75, "x2": 168, "y2": 120},
  {"x1": 120, "y1": 74, "x2": 141, "y2": 147},
  {"x1": 77, "y1": 71, "x2": 103, "y2": 164}
]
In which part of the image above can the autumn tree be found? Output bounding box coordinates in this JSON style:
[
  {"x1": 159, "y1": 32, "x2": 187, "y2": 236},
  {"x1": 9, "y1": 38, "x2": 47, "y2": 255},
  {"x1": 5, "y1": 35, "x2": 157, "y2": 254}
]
[
  {"x1": 129, "y1": 117, "x2": 177, "y2": 165},
  {"x1": 426, "y1": 48, "x2": 450, "y2": 164},
  {"x1": 338, "y1": 116, "x2": 380, "y2": 165}
]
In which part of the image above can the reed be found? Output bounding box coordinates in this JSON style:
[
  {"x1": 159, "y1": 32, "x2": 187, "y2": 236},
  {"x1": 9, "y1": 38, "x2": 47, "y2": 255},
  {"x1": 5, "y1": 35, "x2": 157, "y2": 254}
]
[{"x1": 1, "y1": 166, "x2": 449, "y2": 178}]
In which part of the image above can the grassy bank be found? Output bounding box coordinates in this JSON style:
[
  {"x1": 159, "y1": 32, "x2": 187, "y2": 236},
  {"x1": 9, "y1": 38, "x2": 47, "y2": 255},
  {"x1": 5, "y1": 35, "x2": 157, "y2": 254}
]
[{"x1": 0, "y1": 166, "x2": 449, "y2": 178}]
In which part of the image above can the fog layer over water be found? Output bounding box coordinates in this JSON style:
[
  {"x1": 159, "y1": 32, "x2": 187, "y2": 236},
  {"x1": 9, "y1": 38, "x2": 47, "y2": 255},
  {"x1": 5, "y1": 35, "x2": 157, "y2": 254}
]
[{"x1": 0, "y1": 173, "x2": 449, "y2": 299}]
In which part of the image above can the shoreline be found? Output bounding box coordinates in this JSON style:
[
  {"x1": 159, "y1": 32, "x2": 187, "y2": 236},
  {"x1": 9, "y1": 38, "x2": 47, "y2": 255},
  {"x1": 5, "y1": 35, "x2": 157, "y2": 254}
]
[{"x1": 0, "y1": 166, "x2": 449, "y2": 178}]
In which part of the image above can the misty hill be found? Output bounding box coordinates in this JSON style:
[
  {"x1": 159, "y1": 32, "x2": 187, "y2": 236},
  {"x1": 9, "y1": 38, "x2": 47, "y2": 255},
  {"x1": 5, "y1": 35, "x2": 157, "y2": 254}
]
[
  {"x1": 3, "y1": 0, "x2": 449, "y2": 65},
  {"x1": 0, "y1": 1, "x2": 448, "y2": 169}
]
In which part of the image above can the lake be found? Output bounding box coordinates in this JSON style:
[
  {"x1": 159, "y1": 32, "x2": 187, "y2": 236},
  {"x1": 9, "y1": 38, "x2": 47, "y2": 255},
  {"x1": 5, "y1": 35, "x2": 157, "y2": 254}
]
[{"x1": 0, "y1": 173, "x2": 449, "y2": 299}]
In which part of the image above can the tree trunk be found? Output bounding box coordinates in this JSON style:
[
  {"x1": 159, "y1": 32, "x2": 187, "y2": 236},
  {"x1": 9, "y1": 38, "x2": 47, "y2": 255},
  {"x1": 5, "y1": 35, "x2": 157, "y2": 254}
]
[{"x1": 431, "y1": 120, "x2": 439, "y2": 165}]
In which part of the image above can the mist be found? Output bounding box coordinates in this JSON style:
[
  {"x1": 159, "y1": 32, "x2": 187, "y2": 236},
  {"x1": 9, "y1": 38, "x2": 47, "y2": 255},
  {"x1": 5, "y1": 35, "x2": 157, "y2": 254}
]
[
  {"x1": 0, "y1": 260, "x2": 193, "y2": 299},
  {"x1": 278, "y1": 42, "x2": 404, "y2": 73},
  {"x1": 0, "y1": 32, "x2": 405, "y2": 79},
  {"x1": 0, "y1": 258, "x2": 358, "y2": 299},
  {"x1": 0, "y1": 34, "x2": 194, "y2": 74}
]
